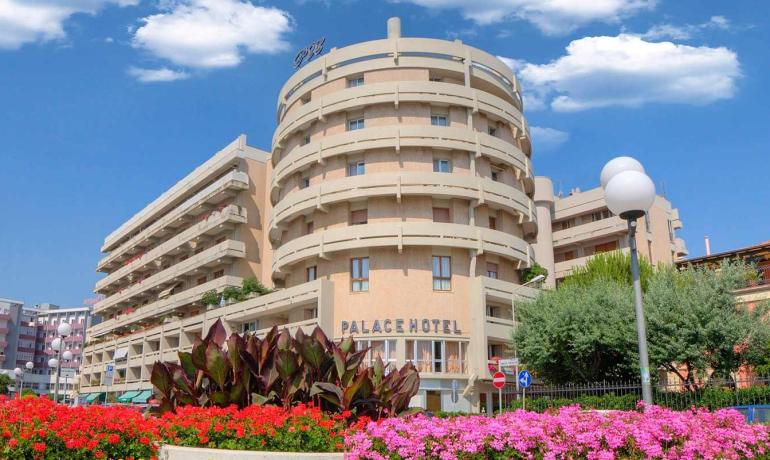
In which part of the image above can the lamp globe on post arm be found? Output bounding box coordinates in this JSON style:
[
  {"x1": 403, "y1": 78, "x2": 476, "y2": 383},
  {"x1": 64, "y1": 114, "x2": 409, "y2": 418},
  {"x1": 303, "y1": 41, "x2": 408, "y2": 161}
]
[
  {"x1": 600, "y1": 156, "x2": 656, "y2": 406},
  {"x1": 13, "y1": 368, "x2": 23, "y2": 397},
  {"x1": 52, "y1": 322, "x2": 72, "y2": 404}
]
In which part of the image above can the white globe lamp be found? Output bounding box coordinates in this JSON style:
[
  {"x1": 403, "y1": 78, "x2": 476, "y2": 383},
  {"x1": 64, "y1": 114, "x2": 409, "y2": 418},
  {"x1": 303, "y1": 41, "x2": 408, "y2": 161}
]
[
  {"x1": 62, "y1": 350, "x2": 73, "y2": 361},
  {"x1": 57, "y1": 322, "x2": 72, "y2": 337},
  {"x1": 25, "y1": 361, "x2": 33, "y2": 370},
  {"x1": 50, "y1": 337, "x2": 62, "y2": 351},
  {"x1": 13, "y1": 367, "x2": 22, "y2": 377},
  {"x1": 604, "y1": 170, "x2": 656, "y2": 219},
  {"x1": 600, "y1": 156, "x2": 645, "y2": 189},
  {"x1": 48, "y1": 358, "x2": 59, "y2": 368}
]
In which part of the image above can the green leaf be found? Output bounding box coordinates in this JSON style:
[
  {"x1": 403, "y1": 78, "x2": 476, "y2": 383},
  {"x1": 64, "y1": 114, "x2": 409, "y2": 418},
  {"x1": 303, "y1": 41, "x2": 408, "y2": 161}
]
[
  {"x1": 150, "y1": 362, "x2": 173, "y2": 398},
  {"x1": 204, "y1": 340, "x2": 229, "y2": 389},
  {"x1": 275, "y1": 349, "x2": 299, "y2": 381},
  {"x1": 204, "y1": 318, "x2": 228, "y2": 347}
]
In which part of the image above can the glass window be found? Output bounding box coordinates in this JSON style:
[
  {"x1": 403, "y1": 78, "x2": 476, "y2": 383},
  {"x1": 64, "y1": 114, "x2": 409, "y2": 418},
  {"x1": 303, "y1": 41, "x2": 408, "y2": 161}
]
[
  {"x1": 491, "y1": 170, "x2": 499, "y2": 182},
  {"x1": 432, "y1": 256, "x2": 451, "y2": 291},
  {"x1": 348, "y1": 161, "x2": 365, "y2": 176},
  {"x1": 350, "y1": 209, "x2": 368, "y2": 225},
  {"x1": 486, "y1": 262, "x2": 498, "y2": 279},
  {"x1": 347, "y1": 76, "x2": 364, "y2": 87},
  {"x1": 196, "y1": 276, "x2": 207, "y2": 286},
  {"x1": 591, "y1": 210, "x2": 612, "y2": 222},
  {"x1": 488, "y1": 215, "x2": 497, "y2": 230},
  {"x1": 429, "y1": 76, "x2": 443, "y2": 82},
  {"x1": 351, "y1": 257, "x2": 369, "y2": 292},
  {"x1": 433, "y1": 159, "x2": 451, "y2": 173},
  {"x1": 348, "y1": 118, "x2": 365, "y2": 131},
  {"x1": 306, "y1": 266, "x2": 317, "y2": 282},
  {"x1": 431, "y1": 114, "x2": 448, "y2": 126},
  {"x1": 305, "y1": 221, "x2": 314, "y2": 235},
  {"x1": 242, "y1": 321, "x2": 259, "y2": 334},
  {"x1": 213, "y1": 269, "x2": 224, "y2": 279},
  {"x1": 366, "y1": 340, "x2": 397, "y2": 371},
  {"x1": 488, "y1": 126, "x2": 497, "y2": 136},
  {"x1": 301, "y1": 134, "x2": 311, "y2": 146},
  {"x1": 432, "y1": 207, "x2": 450, "y2": 223},
  {"x1": 300, "y1": 176, "x2": 310, "y2": 189}
]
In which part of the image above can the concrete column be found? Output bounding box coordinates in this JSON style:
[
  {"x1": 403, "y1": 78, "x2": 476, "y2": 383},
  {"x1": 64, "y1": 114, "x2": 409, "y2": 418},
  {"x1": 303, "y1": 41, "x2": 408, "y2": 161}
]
[{"x1": 532, "y1": 176, "x2": 556, "y2": 287}]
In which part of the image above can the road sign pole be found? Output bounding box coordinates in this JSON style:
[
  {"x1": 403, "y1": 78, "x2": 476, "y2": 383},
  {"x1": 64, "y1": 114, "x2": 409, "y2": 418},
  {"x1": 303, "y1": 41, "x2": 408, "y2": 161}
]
[
  {"x1": 523, "y1": 386, "x2": 526, "y2": 411},
  {"x1": 497, "y1": 362, "x2": 503, "y2": 414}
]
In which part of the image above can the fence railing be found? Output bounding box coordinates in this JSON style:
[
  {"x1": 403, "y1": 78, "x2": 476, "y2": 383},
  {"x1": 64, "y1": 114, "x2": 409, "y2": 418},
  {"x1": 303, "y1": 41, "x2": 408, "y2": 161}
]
[{"x1": 501, "y1": 376, "x2": 770, "y2": 412}]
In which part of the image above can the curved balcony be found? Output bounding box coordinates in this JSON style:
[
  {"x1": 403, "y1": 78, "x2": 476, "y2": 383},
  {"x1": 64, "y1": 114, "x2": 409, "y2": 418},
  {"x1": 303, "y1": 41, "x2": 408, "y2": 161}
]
[
  {"x1": 268, "y1": 172, "x2": 536, "y2": 242},
  {"x1": 272, "y1": 222, "x2": 532, "y2": 277},
  {"x1": 271, "y1": 125, "x2": 532, "y2": 204},
  {"x1": 278, "y1": 37, "x2": 521, "y2": 117},
  {"x1": 274, "y1": 81, "x2": 525, "y2": 149},
  {"x1": 98, "y1": 171, "x2": 249, "y2": 271},
  {"x1": 94, "y1": 239, "x2": 246, "y2": 314},
  {"x1": 95, "y1": 205, "x2": 247, "y2": 293}
]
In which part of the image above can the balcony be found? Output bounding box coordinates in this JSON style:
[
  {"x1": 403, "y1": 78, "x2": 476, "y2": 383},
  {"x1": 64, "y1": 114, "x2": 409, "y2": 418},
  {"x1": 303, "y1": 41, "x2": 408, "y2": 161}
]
[
  {"x1": 552, "y1": 216, "x2": 627, "y2": 249},
  {"x1": 268, "y1": 172, "x2": 535, "y2": 242},
  {"x1": 95, "y1": 205, "x2": 247, "y2": 293},
  {"x1": 88, "y1": 275, "x2": 242, "y2": 338},
  {"x1": 555, "y1": 248, "x2": 631, "y2": 280},
  {"x1": 271, "y1": 125, "x2": 532, "y2": 204},
  {"x1": 98, "y1": 170, "x2": 249, "y2": 271},
  {"x1": 675, "y1": 237, "x2": 688, "y2": 258},
  {"x1": 272, "y1": 222, "x2": 531, "y2": 277},
  {"x1": 94, "y1": 239, "x2": 246, "y2": 314}
]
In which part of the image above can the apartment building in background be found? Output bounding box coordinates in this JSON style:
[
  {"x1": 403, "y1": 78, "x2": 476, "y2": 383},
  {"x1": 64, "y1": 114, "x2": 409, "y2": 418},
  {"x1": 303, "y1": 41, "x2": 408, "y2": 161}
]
[
  {"x1": 0, "y1": 298, "x2": 26, "y2": 370},
  {"x1": 80, "y1": 17, "x2": 539, "y2": 413},
  {"x1": 533, "y1": 177, "x2": 688, "y2": 287},
  {"x1": 676, "y1": 240, "x2": 770, "y2": 307}
]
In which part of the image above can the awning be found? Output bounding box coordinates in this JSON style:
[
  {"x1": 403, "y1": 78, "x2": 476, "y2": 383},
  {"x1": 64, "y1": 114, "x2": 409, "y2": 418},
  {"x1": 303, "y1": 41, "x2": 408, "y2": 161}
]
[
  {"x1": 114, "y1": 347, "x2": 129, "y2": 360},
  {"x1": 117, "y1": 390, "x2": 140, "y2": 403},
  {"x1": 131, "y1": 390, "x2": 153, "y2": 404},
  {"x1": 158, "y1": 282, "x2": 181, "y2": 300},
  {"x1": 85, "y1": 392, "x2": 104, "y2": 403}
]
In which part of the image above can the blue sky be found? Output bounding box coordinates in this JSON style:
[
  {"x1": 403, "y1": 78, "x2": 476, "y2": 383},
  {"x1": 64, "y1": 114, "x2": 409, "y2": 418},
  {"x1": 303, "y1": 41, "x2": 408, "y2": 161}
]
[{"x1": 0, "y1": 0, "x2": 768, "y2": 307}]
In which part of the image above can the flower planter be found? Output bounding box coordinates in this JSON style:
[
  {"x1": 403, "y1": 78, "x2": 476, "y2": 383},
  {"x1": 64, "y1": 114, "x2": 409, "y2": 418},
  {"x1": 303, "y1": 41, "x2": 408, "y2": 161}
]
[{"x1": 159, "y1": 445, "x2": 344, "y2": 460}]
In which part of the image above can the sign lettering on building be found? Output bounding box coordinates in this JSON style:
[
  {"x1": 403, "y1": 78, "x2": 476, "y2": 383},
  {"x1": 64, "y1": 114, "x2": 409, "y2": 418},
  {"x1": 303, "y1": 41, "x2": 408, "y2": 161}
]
[
  {"x1": 293, "y1": 37, "x2": 325, "y2": 69},
  {"x1": 341, "y1": 319, "x2": 461, "y2": 335}
]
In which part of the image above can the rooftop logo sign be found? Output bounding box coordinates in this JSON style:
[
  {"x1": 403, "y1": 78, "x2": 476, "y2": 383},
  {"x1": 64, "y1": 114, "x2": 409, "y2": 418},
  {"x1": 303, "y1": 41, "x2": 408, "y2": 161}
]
[{"x1": 294, "y1": 37, "x2": 325, "y2": 69}]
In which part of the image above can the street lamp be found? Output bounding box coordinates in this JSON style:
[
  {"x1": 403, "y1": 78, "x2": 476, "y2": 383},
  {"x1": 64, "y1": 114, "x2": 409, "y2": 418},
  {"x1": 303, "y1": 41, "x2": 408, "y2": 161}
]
[
  {"x1": 13, "y1": 362, "x2": 34, "y2": 397},
  {"x1": 601, "y1": 156, "x2": 656, "y2": 406},
  {"x1": 50, "y1": 322, "x2": 72, "y2": 403}
]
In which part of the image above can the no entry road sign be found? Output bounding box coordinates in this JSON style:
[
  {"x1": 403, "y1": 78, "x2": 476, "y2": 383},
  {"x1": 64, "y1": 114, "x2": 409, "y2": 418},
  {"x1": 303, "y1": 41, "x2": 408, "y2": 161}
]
[{"x1": 492, "y1": 371, "x2": 506, "y2": 389}]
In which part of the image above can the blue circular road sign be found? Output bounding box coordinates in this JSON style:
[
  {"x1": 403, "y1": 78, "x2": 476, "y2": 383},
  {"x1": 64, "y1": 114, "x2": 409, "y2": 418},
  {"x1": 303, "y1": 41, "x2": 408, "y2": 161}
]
[{"x1": 518, "y1": 370, "x2": 532, "y2": 388}]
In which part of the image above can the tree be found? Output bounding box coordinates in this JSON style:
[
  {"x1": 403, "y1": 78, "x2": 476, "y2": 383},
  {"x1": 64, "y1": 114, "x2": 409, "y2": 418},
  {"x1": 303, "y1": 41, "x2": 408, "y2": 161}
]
[
  {"x1": 562, "y1": 250, "x2": 654, "y2": 291},
  {"x1": 521, "y1": 263, "x2": 548, "y2": 284},
  {"x1": 513, "y1": 278, "x2": 639, "y2": 383},
  {"x1": 645, "y1": 262, "x2": 770, "y2": 388},
  {"x1": 0, "y1": 373, "x2": 12, "y2": 395}
]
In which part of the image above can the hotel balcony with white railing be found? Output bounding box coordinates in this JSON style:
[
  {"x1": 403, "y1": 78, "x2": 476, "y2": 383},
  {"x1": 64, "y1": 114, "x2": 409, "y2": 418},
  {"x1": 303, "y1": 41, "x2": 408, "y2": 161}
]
[
  {"x1": 268, "y1": 172, "x2": 535, "y2": 243},
  {"x1": 93, "y1": 239, "x2": 246, "y2": 315},
  {"x1": 95, "y1": 205, "x2": 247, "y2": 294},
  {"x1": 97, "y1": 170, "x2": 249, "y2": 273},
  {"x1": 552, "y1": 216, "x2": 628, "y2": 249},
  {"x1": 270, "y1": 125, "x2": 533, "y2": 204},
  {"x1": 272, "y1": 222, "x2": 532, "y2": 278}
]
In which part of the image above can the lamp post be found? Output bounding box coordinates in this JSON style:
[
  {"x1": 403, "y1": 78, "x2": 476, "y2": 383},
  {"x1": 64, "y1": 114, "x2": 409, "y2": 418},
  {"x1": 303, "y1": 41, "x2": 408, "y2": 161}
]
[
  {"x1": 600, "y1": 156, "x2": 656, "y2": 406},
  {"x1": 13, "y1": 361, "x2": 34, "y2": 397},
  {"x1": 50, "y1": 322, "x2": 72, "y2": 403},
  {"x1": 62, "y1": 350, "x2": 73, "y2": 404}
]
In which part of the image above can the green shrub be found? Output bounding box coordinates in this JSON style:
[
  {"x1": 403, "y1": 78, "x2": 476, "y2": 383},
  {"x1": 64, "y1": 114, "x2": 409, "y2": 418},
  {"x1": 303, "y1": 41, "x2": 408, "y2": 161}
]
[
  {"x1": 201, "y1": 289, "x2": 219, "y2": 306},
  {"x1": 242, "y1": 278, "x2": 271, "y2": 296}
]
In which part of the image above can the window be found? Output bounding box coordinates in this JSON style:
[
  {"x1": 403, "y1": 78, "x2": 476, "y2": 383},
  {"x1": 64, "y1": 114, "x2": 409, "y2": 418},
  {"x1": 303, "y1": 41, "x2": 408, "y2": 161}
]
[
  {"x1": 242, "y1": 321, "x2": 259, "y2": 334},
  {"x1": 300, "y1": 176, "x2": 310, "y2": 189},
  {"x1": 347, "y1": 76, "x2": 364, "y2": 87},
  {"x1": 407, "y1": 340, "x2": 466, "y2": 374},
  {"x1": 429, "y1": 76, "x2": 443, "y2": 82},
  {"x1": 560, "y1": 220, "x2": 573, "y2": 230},
  {"x1": 212, "y1": 269, "x2": 224, "y2": 279},
  {"x1": 486, "y1": 305, "x2": 502, "y2": 317},
  {"x1": 305, "y1": 221, "x2": 314, "y2": 235},
  {"x1": 432, "y1": 256, "x2": 451, "y2": 291},
  {"x1": 364, "y1": 340, "x2": 397, "y2": 371},
  {"x1": 351, "y1": 257, "x2": 369, "y2": 292},
  {"x1": 491, "y1": 169, "x2": 500, "y2": 182},
  {"x1": 595, "y1": 241, "x2": 618, "y2": 254},
  {"x1": 306, "y1": 266, "x2": 317, "y2": 282},
  {"x1": 301, "y1": 134, "x2": 311, "y2": 146},
  {"x1": 562, "y1": 250, "x2": 576, "y2": 261},
  {"x1": 304, "y1": 308, "x2": 318, "y2": 320},
  {"x1": 432, "y1": 207, "x2": 450, "y2": 223},
  {"x1": 431, "y1": 114, "x2": 448, "y2": 126},
  {"x1": 347, "y1": 117, "x2": 365, "y2": 131},
  {"x1": 196, "y1": 276, "x2": 207, "y2": 286},
  {"x1": 591, "y1": 210, "x2": 612, "y2": 222},
  {"x1": 488, "y1": 126, "x2": 497, "y2": 136},
  {"x1": 486, "y1": 262, "x2": 498, "y2": 279},
  {"x1": 350, "y1": 209, "x2": 368, "y2": 225},
  {"x1": 348, "y1": 161, "x2": 365, "y2": 176},
  {"x1": 300, "y1": 93, "x2": 311, "y2": 104},
  {"x1": 433, "y1": 159, "x2": 451, "y2": 173},
  {"x1": 488, "y1": 215, "x2": 497, "y2": 230}
]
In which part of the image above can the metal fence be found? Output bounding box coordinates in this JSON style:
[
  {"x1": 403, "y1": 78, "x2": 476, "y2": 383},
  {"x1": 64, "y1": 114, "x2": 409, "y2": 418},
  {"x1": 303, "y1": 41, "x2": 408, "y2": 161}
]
[{"x1": 501, "y1": 375, "x2": 770, "y2": 412}]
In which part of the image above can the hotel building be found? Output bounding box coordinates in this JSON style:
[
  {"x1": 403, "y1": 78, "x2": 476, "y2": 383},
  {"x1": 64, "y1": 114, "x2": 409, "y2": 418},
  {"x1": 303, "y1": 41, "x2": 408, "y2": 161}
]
[
  {"x1": 79, "y1": 17, "x2": 538, "y2": 413},
  {"x1": 533, "y1": 177, "x2": 688, "y2": 287}
]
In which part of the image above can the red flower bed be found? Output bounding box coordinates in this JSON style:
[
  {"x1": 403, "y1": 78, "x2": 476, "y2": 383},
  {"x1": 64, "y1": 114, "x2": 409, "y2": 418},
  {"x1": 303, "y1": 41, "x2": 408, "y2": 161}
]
[{"x1": 0, "y1": 396, "x2": 353, "y2": 459}]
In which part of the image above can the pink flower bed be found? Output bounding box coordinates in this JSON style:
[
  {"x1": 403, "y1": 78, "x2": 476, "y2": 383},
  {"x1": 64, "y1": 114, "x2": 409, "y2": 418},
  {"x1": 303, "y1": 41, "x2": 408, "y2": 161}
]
[{"x1": 345, "y1": 405, "x2": 770, "y2": 460}]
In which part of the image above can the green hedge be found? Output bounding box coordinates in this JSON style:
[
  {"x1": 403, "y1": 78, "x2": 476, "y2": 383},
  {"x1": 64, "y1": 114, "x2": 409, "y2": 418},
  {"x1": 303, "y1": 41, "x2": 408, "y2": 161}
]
[{"x1": 508, "y1": 384, "x2": 770, "y2": 412}]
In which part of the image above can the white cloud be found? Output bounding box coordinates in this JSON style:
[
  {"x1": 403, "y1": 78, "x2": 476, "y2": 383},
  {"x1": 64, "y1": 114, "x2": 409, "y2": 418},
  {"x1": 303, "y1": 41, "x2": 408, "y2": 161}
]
[
  {"x1": 395, "y1": 0, "x2": 656, "y2": 35},
  {"x1": 128, "y1": 66, "x2": 190, "y2": 82},
  {"x1": 640, "y1": 15, "x2": 731, "y2": 40},
  {"x1": 0, "y1": 0, "x2": 137, "y2": 49},
  {"x1": 502, "y1": 34, "x2": 740, "y2": 112},
  {"x1": 131, "y1": 0, "x2": 293, "y2": 69},
  {"x1": 530, "y1": 126, "x2": 569, "y2": 151}
]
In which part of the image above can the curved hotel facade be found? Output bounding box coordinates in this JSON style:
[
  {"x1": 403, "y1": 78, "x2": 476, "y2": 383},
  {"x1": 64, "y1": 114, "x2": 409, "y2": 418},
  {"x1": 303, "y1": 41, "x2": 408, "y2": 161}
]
[{"x1": 80, "y1": 18, "x2": 539, "y2": 412}]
